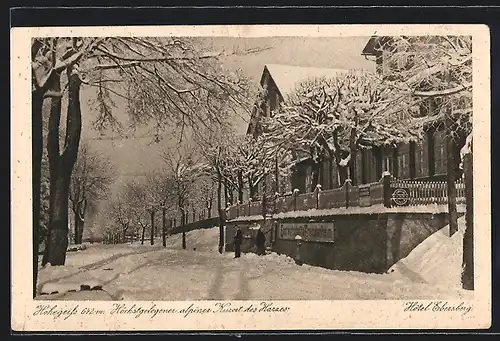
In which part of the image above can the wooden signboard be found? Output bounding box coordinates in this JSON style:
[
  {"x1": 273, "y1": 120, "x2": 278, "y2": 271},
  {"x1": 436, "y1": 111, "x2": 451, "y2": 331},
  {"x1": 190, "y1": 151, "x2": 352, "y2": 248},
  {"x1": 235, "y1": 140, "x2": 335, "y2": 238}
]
[
  {"x1": 279, "y1": 222, "x2": 334, "y2": 243},
  {"x1": 359, "y1": 184, "x2": 371, "y2": 207}
]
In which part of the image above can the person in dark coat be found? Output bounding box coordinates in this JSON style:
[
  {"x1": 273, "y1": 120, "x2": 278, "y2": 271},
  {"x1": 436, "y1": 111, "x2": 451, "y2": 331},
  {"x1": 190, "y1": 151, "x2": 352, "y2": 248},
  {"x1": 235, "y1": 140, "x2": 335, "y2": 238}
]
[
  {"x1": 255, "y1": 228, "x2": 266, "y2": 256},
  {"x1": 233, "y1": 227, "x2": 242, "y2": 258}
]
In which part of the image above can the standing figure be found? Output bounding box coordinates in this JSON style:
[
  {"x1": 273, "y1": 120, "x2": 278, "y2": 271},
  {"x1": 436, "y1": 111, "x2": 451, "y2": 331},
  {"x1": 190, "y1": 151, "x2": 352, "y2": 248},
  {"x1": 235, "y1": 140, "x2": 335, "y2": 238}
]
[
  {"x1": 255, "y1": 227, "x2": 266, "y2": 256},
  {"x1": 233, "y1": 227, "x2": 242, "y2": 258}
]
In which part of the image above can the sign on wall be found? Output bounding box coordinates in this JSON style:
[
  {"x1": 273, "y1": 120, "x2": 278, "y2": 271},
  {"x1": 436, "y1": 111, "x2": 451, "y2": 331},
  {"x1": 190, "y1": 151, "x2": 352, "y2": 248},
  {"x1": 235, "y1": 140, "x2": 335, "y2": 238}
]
[
  {"x1": 391, "y1": 187, "x2": 410, "y2": 206},
  {"x1": 279, "y1": 222, "x2": 334, "y2": 243},
  {"x1": 359, "y1": 184, "x2": 371, "y2": 207}
]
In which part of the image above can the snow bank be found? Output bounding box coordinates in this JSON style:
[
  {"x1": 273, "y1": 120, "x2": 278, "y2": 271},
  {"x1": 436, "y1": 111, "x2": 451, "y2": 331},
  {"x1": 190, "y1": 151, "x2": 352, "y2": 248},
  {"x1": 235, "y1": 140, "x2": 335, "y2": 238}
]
[
  {"x1": 229, "y1": 215, "x2": 264, "y2": 222},
  {"x1": 273, "y1": 204, "x2": 466, "y2": 219},
  {"x1": 389, "y1": 216, "x2": 466, "y2": 288},
  {"x1": 67, "y1": 243, "x2": 87, "y2": 252}
]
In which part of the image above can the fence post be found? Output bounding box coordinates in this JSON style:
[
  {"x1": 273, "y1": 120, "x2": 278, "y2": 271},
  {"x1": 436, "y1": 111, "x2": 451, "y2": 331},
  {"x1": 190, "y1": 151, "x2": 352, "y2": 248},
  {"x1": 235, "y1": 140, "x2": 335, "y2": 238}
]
[
  {"x1": 383, "y1": 172, "x2": 392, "y2": 208},
  {"x1": 315, "y1": 184, "x2": 321, "y2": 209},
  {"x1": 345, "y1": 179, "x2": 351, "y2": 209},
  {"x1": 293, "y1": 188, "x2": 299, "y2": 211}
]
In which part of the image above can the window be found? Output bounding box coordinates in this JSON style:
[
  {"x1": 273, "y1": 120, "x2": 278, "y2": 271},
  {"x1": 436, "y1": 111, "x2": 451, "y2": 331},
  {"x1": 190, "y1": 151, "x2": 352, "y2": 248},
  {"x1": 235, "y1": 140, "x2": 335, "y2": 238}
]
[
  {"x1": 397, "y1": 144, "x2": 410, "y2": 179},
  {"x1": 355, "y1": 152, "x2": 363, "y2": 185},
  {"x1": 331, "y1": 160, "x2": 339, "y2": 188},
  {"x1": 305, "y1": 166, "x2": 312, "y2": 193},
  {"x1": 321, "y1": 159, "x2": 331, "y2": 190},
  {"x1": 362, "y1": 150, "x2": 370, "y2": 184},
  {"x1": 382, "y1": 149, "x2": 394, "y2": 175},
  {"x1": 434, "y1": 130, "x2": 447, "y2": 175},
  {"x1": 414, "y1": 140, "x2": 429, "y2": 178},
  {"x1": 369, "y1": 150, "x2": 378, "y2": 183},
  {"x1": 266, "y1": 97, "x2": 271, "y2": 117},
  {"x1": 271, "y1": 92, "x2": 280, "y2": 117}
]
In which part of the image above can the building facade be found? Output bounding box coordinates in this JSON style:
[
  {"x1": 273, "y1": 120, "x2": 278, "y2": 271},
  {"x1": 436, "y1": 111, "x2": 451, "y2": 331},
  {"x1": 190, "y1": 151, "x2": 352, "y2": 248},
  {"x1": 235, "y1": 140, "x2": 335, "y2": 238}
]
[{"x1": 247, "y1": 38, "x2": 464, "y2": 197}]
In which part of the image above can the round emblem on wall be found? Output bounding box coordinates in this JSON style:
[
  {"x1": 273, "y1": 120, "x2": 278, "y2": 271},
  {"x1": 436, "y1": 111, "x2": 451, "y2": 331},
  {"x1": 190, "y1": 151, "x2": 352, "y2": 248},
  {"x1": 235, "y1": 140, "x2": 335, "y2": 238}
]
[{"x1": 392, "y1": 188, "x2": 410, "y2": 206}]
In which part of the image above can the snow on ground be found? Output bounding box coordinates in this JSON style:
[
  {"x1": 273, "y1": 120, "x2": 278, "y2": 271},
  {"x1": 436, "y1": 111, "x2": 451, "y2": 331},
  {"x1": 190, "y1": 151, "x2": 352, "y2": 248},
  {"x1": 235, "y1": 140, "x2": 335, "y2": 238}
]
[
  {"x1": 37, "y1": 223, "x2": 473, "y2": 301},
  {"x1": 388, "y1": 216, "x2": 467, "y2": 288}
]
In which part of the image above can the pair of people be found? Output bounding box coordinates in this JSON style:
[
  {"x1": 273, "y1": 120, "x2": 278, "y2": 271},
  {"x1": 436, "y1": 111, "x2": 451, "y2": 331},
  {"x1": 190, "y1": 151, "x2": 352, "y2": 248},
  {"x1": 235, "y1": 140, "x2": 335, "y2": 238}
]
[{"x1": 233, "y1": 227, "x2": 266, "y2": 258}]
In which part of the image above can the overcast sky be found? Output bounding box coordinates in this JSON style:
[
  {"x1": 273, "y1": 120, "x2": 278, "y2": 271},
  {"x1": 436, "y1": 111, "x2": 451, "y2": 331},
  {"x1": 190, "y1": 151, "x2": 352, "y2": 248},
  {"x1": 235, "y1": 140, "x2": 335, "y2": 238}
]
[{"x1": 80, "y1": 36, "x2": 375, "y2": 193}]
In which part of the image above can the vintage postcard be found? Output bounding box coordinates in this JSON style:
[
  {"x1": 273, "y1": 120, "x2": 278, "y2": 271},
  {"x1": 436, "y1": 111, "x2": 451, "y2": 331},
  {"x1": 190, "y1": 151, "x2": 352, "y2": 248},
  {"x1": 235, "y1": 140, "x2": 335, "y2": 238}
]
[{"x1": 11, "y1": 24, "x2": 491, "y2": 331}]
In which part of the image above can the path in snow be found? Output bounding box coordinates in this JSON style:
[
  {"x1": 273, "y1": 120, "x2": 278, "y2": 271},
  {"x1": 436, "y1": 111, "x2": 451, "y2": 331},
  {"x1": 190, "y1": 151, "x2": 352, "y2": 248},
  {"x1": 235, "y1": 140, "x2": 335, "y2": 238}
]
[{"x1": 37, "y1": 226, "x2": 473, "y2": 301}]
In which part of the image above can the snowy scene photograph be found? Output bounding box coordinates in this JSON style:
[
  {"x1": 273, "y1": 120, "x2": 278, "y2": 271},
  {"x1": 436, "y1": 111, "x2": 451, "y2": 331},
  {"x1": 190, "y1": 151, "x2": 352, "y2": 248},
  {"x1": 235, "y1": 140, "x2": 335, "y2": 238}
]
[{"x1": 28, "y1": 32, "x2": 476, "y2": 303}]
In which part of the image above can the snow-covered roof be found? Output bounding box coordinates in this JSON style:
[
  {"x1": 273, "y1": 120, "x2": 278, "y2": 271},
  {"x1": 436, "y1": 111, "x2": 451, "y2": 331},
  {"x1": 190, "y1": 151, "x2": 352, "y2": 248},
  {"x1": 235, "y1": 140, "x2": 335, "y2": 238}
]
[{"x1": 263, "y1": 64, "x2": 358, "y2": 98}]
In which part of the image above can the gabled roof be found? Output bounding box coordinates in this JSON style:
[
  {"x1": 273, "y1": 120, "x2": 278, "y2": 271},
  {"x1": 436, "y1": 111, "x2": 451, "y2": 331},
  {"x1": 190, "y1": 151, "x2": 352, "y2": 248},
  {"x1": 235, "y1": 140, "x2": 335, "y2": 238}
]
[{"x1": 262, "y1": 64, "x2": 355, "y2": 98}]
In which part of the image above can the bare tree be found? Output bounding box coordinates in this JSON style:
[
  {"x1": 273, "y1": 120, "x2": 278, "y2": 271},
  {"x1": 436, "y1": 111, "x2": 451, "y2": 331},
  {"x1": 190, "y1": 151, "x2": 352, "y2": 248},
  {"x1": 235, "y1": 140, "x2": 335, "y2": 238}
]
[
  {"x1": 146, "y1": 172, "x2": 176, "y2": 247},
  {"x1": 106, "y1": 193, "x2": 135, "y2": 244},
  {"x1": 31, "y1": 37, "x2": 257, "y2": 268},
  {"x1": 161, "y1": 142, "x2": 203, "y2": 249},
  {"x1": 196, "y1": 176, "x2": 216, "y2": 219},
  {"x1": 69, "y1": 142, "x2": 115, "y2": 244},
  {"x1": 122, "y1": 179, "x2": 159, "y2": 245},
  {"x1": 196, "y1": 125, "x2": 236, "y2": 253}
]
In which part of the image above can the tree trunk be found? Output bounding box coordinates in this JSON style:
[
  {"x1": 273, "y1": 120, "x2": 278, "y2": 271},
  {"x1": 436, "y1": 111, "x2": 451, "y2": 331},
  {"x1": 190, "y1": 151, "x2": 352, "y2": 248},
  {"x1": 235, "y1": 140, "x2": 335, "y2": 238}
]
[
  {"x1": 141, "y1": 223, "x2": 146, "y2": 245},
  {"x1": 181, "y1": 208, "x2": 186, "y2": 249},
  {"x1": 162, "y1": 207, "x2": 167, "y2": 247},
  {"x1": 43, "y1": 176, "x2": 71, "y2": 265},
  {"x1": 217, "y1": 171, "x2": 224, "y2": 253},
  {"x1": 74, "y1": 210, "x2": 84, "y2": 245},
  {"x1": 224, "y1": 178, "x2": 229, "y2": 207},
  {"x1": 43, "y1": 70, "x2": 82, "y2": 266},
  {"x1": 462, "y1": 151, "x2": 474, "y2": 290},
  {"x1": 350, "y1": 149, "x2": 357, "y2": 186},
  {"x1": 274, "y1": 156, "x2": 280, "y2": 194},
  {"x1": 32, "y1": 91, "x2": 43, "y2": 297},
  {"x1": 228, "y1": 188, "x2": 234, "y2": 206},
  {"x1": 311, "y1": 160, "x2": 321, "y2": 192},
  {"x1": 332, "y1": 148, "x2": 350, "y2": 187},
  {"x1": 248, "y1": 176, "x2": 257, "y2": 201},
  {"x1": 238, "y1": 170, "x2": 244, "y2": 203},
  {"x1": 446, "y1": 125, "x2": 458, "y2": 237},
  {"x1": 150, "y1": 210, "x2": 155, "y2": 245}
]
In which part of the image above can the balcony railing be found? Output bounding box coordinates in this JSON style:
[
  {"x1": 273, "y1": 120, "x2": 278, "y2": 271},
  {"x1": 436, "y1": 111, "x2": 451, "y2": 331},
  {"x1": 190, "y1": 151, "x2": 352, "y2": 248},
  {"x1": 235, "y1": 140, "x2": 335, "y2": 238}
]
[
  {"x1": 154, "y1": 174, "x2": 467, "y2": 236},
  {"x1": 225, "y1": 175, "x2": 467, "y2": 221}
]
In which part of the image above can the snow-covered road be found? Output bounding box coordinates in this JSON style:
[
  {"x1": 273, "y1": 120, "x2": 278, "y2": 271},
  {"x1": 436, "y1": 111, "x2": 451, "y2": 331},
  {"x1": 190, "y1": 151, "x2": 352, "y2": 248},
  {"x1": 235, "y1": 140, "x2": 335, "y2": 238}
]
[{"x1": 37, "y1": 226, "x2": 473, "y2": 301}]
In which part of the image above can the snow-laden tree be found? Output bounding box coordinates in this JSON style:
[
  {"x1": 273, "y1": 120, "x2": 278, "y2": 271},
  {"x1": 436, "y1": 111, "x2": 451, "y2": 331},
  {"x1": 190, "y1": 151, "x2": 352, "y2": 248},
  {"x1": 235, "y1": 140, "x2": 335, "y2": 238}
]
[
  {"x1": 144, "y1": 171, "x2": 177, "y2": 247},
  {"x1": 69, "y1": 142, "x2": 115, "y2": 244},
  {"x1": 230, "y1": 134, "x2": 293, "y2": 201},
  {"x1": 373, "y1": 35, "x2": 473, "y2": 289},
  {"x1": 261, "y1": 71, "x2": 416, "y2": 191},
  {"x1": 161, "y1": 142, "x2": 204, "y2": 250},
  {"x1": 375, "y1": 36, "x2": 472, "y2": 146},
  {"x1": 106, "y1": 192, "x2": 136, "y2": 244},
  {"x1": 120, "y1": 178, "x2": 160, "y2": 245},
  {"x1": 195, "y1": 123, "x2": 237, "y2": 253},
  {"x1": 193, "y1": 175, "x2": 216, "y2": 219},
  {"x1": 32, "y1": 37, "x2": 256, "y2": 270}
]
